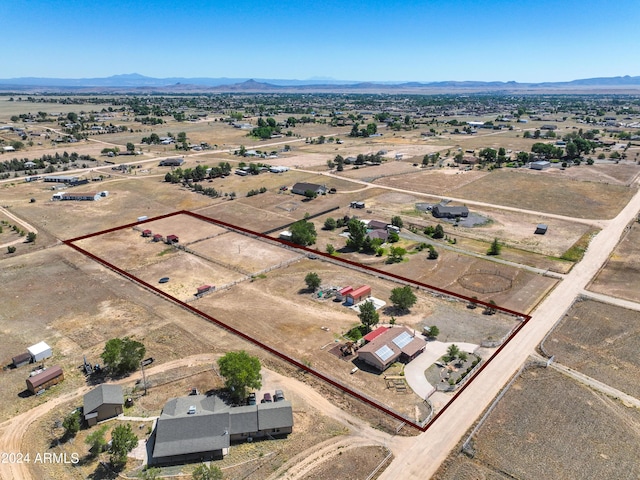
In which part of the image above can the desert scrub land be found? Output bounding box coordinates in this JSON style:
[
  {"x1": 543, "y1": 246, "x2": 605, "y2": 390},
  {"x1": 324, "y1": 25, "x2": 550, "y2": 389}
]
[
  {"x1": 434, "y1": 367, "x2": 640, "y2": 480},
  {"x1": 542, "y1": 298, "x2": 640, "y2": 398}
]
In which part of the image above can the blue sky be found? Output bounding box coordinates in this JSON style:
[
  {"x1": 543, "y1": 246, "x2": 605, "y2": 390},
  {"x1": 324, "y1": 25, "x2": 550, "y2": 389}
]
[{"x1": 3, "y1": 0, "x2": 639, "y2": 82}]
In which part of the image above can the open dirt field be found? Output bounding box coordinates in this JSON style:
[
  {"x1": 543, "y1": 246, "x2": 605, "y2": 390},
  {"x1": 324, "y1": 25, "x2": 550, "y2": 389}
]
[
  {"x1": 542, "y1": 299, "x2": 640, "y2": 398},
  {"x1": 189, "y1": 231, "x2": 303, "y2": 273},
  {"x1": 374, "y1": 166, "x2": 637, "y2": 219},
  {"x1": 451, "y1": 168, "x2": 637, "y2": 219},
  {"x1": 300, "y1": 445, "x2": 390, "y2": 480},
  {"x1": 434, "y1": 367, "x2": 640, "y2": 480},
  {"x1": 139, "y1": 215, "x2": 228, "y2": 243},
  {"x1": 588, "y1": 218, "x2": 640, "y2": 302},
  {"x1": 374, "y1": 168, "x2": 490, "y2": 196}
]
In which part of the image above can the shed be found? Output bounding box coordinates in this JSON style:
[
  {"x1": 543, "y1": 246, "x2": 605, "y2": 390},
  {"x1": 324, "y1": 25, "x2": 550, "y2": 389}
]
[
  {"x1": 28, "y1": 341, "x2": 52, "y2": 362},
  {"x1": 12, "y1": 352, "x2": 32, "y2": 368},
  {"x1": 83, "y1": 384, "x2": 124, "y2": 426},
  {"x1": 26, "y1": 366, "x2": 63, "y2": 394},
  {"x1": 142, "y1": 229, "x2": 152, "y2": 237},
  {"x1": 346, "y1": 285, "x2": 371, "y2": 305},
  {"x1": 350, "y1": 201, "x2": 365, "y2": 209},
  {"x1": 197, "y1": 285, "x2": 212, "y2": 295},
  {"x1": 152, "y1": 234, "x2": 163, "y2": 242},
  {"x1": 166, "y1": 234, "x2": 179, "y2": 244},
  {"x1": 535, "y1": 224, "x2": 548, "y2": 235}
]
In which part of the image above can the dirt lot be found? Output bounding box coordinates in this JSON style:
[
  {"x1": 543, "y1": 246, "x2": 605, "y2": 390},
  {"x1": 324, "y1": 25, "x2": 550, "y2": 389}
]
[
  {"x1": 452, "y1": 168, "x2": 637, "y2": 219},
  {"x1": 588, "y1": 219, "x2": 640, "y2": 302},
  {"x1": 301, "y1": 445, "x2": 391, "y2": 480},
  {"x1": 542, "y1": 299, "x2": 640, "y2": 398},
  {"x1": 434, "y1": 367, "x2": 640, "y2": 480},
  {"x1": 189, "y1": 232, "x2": 303, "y2": 273}
]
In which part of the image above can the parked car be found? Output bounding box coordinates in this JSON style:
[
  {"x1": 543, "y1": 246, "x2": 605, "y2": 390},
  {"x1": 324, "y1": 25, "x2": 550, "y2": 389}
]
[
  {"x1": 274, "y1": 390, "x2": 285, "y2": 402},
  {"x1": 248, "y1": 392, "x2": 256, "y2": 405},
  {"x1": 262, "y1": 392, "x2": 272, "y2": 403}
]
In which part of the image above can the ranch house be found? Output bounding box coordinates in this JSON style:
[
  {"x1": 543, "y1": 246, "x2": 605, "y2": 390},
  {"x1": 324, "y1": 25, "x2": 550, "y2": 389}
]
[
  {"x1": 151, "y1": 395, "x2": 293, "y2": 466},
  {"x1": 358, "y1": 327, "x2": 426, "y2": 372},
  {"x1": 432, "y1": 205, "x2": 469, "y2": 219}
]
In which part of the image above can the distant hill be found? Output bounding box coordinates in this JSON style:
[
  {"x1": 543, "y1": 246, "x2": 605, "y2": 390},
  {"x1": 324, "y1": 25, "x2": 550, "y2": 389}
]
[{"x1": 0, "y1": 74, "x2": 639, "y2": 93}]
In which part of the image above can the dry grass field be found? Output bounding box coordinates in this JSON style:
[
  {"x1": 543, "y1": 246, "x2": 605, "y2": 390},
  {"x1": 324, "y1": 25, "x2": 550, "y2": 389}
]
[
  {"x1": 434, "y1": 367, "x2": 640, "y2": 480},
  {"x1": 588, "y1": 219, "x2": 640, "y2": 302},
  {"x1": 543, "y1": 299, "x2": 640, "y2": 398},
  {"x1": 452, "y1": 168, "x2": 637, "y2": 219},
  {"x1": 374, "y1": 166, "x2": 638, "y2": 219}
]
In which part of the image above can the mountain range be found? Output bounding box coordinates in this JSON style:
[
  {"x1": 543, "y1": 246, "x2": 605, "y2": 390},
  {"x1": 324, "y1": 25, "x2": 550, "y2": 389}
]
[{"x1": 1, "y1": 73, "x2": 639, "y2": 93}]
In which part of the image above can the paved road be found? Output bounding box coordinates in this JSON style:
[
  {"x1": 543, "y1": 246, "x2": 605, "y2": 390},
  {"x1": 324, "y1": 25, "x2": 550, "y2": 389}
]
[{"x1": 379, "y1": 178, "x2": 640, "y2": 479}]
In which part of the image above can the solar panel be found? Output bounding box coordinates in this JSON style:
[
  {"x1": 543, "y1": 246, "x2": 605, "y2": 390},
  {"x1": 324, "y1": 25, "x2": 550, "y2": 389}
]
[
  {"x1": 392, "y1": 331, "x2": 413, "y2": 349},
  {"x1": 375, "y1": 345, "x2": 395, "y2": 362}
]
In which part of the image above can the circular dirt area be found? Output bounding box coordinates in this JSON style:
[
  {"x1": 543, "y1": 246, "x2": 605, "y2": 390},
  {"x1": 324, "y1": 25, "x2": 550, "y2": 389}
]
[
  {"x1": 375, "y1": 192, "x2": 417, "y2": 204},
  {"x1": 458, "y1": 272, "x2": 512, "y2": 294}
]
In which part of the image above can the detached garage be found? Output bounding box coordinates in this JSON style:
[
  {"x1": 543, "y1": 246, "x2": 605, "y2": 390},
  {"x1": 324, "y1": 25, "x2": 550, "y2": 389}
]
[{"x1": 28, "y1": 341, "x2": 52, "y2": 362}]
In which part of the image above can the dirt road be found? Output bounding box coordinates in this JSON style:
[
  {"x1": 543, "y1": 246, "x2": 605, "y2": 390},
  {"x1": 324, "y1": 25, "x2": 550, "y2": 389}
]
[{"x1": 378, "y1": 178, "x2": 640, "y2": 479}]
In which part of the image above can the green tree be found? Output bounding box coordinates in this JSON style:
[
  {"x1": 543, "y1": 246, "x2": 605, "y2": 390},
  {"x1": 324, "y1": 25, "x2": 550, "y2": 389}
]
[
  {"x1": 192, "y1": 463, "x2": 223, "y2": 480},
  {"x1": 304, "y1": 272, "x2": 321, "y2": 291},
  {"x1": 62, "y1": 410, "x2": 81, "y2": 438},
  {"x1": 387, "y1": 246, "x2": 406, "y2": 263},
  {"x1": 433, "y1": 224, "x2": 444, "y2": 239},
  {"x1": 7, "y1": 246, "x2": 16, "y2": 254},
  {"x1": 110, "y1": 423, "x2": 139, "y2": 467},
  {"x1": 487, "y1": 238, "x2": 501, "y2": 256},
  {"x1": 358, "y1": 301, "x2": 379, "y2": 332},
  {"x1": 389, "y1": 286, "x2": 417, "y2": 312},
  {"x1": 26, "y1": 232, "x2": 37, "y2": 243},
  {"x1": 390, "y1": 216, "x2": 403, "y2": 229},
  {"x1": 101, "y1": 337, "x2": 146, "y2": 375},
  {"x1": 426, "y1": 325, "x2": 439, "y2": 339},
  {"x1": 458, "y1": 351, "x2": 468, "y2": 363},
  {"x1": 446, "y1": 344, "x2": 460, "y2": 361},
  {"x1": 346, "y1": 218, "x2": 367, "y2": 251},
  {"x1": 326, "y1": 244, "x2": 336, "y2": 255},
  {"x1": 126, "y1": 142, "x2": 135, "y2": 153},
  {"x1": 323, "y1": 217, "x2": 337, "y2": 230},
  {"x1": 289, "y1": 219, "x2": 317, "y2": 246},
  {"x1": 86, "y1": 425, "x2": 108, "y2": 456},
  {"x1": 303, "y1": 189, "x2": 317, "y2": 200},
  {"x1": 218, "y1": 351, "x2": 262, "y2": 403},
  {"x1": 427, "y1": 245, "x2": 439, "y2": 260},
  {"x1": 139, "y1": 467, "x2": 162, "y2": 480},
  {"x1": 479, "y1": 148, "x2": 497, "y2": 164}
]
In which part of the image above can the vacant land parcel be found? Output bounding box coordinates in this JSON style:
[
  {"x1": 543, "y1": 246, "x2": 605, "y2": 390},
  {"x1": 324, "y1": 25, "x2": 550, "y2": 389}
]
[
  {"x1": 588, "y1": 219, "x2": 640, "y2": 303},
  {"x1": 435, "y1": 367, "x2": 640, "y2": 480},
  {"x1": 542, "y1": 298, "x2": 640, "y2": 399}
]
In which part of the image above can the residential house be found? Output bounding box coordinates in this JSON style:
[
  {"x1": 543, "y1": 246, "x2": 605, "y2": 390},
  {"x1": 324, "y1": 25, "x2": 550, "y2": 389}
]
[
  {"x1": 357, "y1": 327, "x2": 426, "y2": 372},
  {"x1": 151, "y1": 395, "x2": 293, "y2": 466},
  {"x1": 291, "y1": 182, "x2": 326, "y2": 196},
  {"x1": 432, "y1": 205, "x2": 469, "y2": 219}
]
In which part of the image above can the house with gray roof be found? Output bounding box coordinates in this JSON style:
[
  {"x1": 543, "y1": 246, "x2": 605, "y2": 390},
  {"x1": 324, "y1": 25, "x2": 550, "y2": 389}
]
[
  {"x1": 83, "y1": 384, "x2": 123, "y2": 426},
  {"x1": 291, "y1": 182, "x2": 326, "y2": 196},
  {"x1": 432, "y1": 205, "x2": 469, "y2": 219},
  {"x1": 151, "y1": 394, "x2": 293, "y2": 466}
]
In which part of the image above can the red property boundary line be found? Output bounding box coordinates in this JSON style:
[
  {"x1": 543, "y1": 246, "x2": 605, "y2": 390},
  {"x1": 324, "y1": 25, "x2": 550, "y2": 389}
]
[{"x1": 65, "y1": 210, "x2": 531, "y2": 432}]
